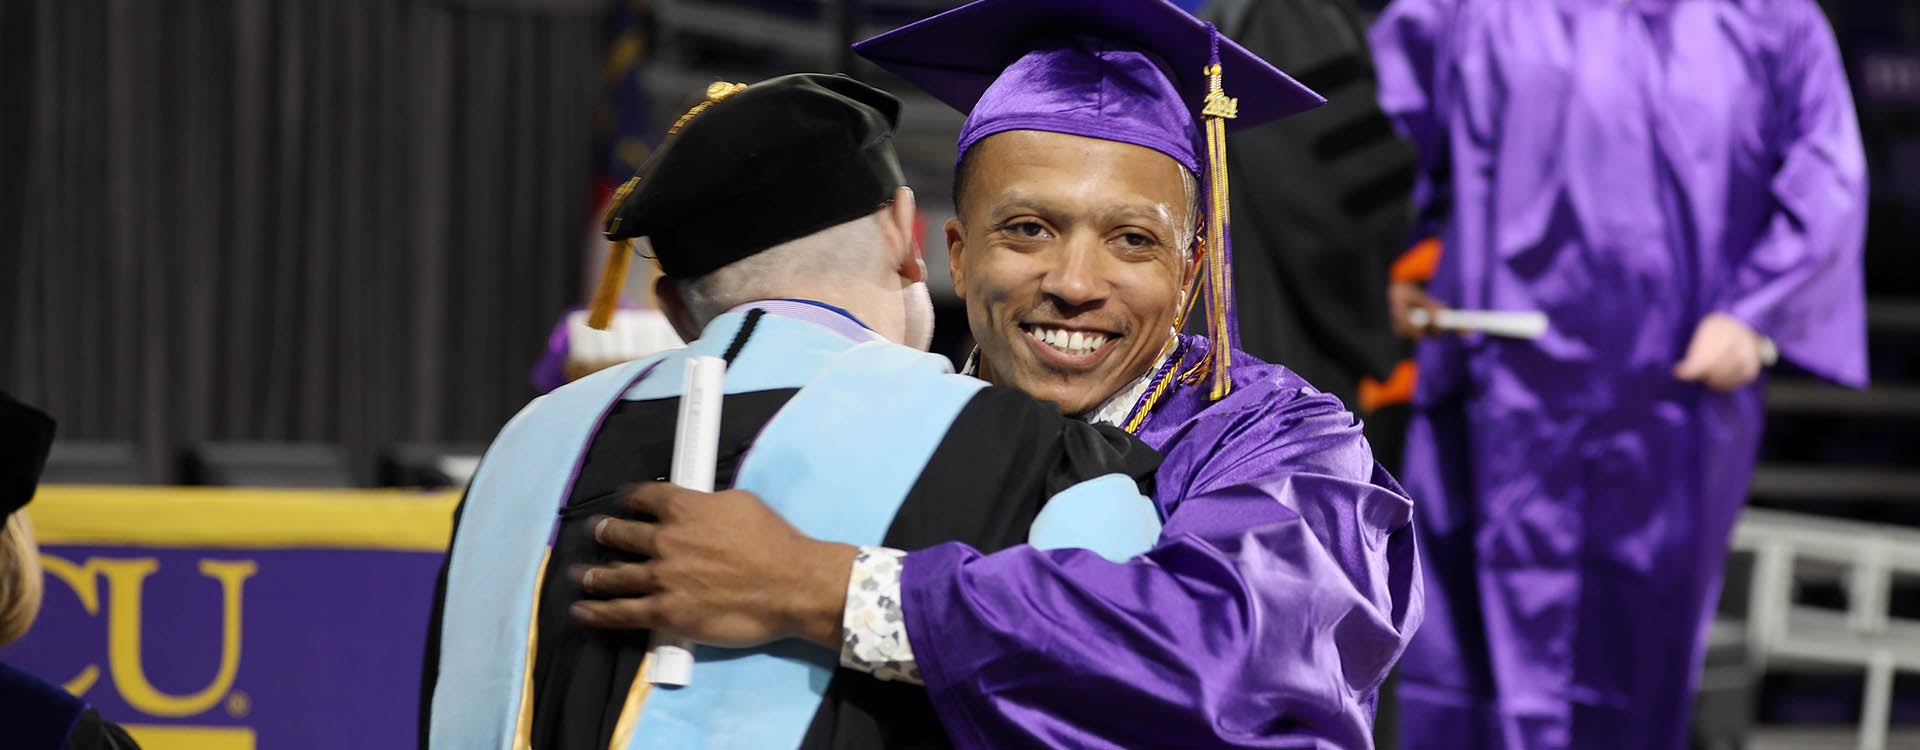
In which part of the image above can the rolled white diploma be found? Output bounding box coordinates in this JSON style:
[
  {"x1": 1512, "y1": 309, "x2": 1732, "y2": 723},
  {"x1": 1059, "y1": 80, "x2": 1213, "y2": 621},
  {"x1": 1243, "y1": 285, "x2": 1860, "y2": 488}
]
[
  {"x1": 1407, "y1": 308, "x2": 1549, "y2": 340},
  {"x1": 645, "y1": 355, "x2": 727, "y2": 687}
]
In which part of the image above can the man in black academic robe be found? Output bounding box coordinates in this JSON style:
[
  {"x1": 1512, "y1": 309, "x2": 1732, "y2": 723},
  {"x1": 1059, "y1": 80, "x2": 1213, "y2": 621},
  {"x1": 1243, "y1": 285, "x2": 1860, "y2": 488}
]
[{"x1": 420, "y1": 74, "x2": 1162, "y2": 750}]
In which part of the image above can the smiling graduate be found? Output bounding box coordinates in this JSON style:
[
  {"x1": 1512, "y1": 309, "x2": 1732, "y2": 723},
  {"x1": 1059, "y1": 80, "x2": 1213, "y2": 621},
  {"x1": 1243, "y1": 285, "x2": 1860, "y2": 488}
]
[{"x1": 564, "y1": 1, "x2": 1424, "y2": 747}]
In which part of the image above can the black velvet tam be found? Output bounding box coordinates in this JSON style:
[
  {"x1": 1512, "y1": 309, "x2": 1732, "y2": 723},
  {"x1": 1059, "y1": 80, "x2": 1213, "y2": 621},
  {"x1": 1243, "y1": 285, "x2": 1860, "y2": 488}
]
[{"x1": 604, "y1": 73, "x2": 906, "y2": 280}]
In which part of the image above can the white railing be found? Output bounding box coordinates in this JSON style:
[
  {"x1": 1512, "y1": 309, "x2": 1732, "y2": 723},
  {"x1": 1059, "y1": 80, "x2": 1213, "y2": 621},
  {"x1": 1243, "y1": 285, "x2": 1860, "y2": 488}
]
[{"x1": 1732, "y1": 508, "x2": 1920, "y2": 750}]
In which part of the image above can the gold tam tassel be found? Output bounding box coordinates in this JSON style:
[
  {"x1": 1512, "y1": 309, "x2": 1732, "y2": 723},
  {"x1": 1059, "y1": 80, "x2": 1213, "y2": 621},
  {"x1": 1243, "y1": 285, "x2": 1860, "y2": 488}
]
[
  {"x1": 1199, "y1": 61, "x2": 1238, "y2": 400},
  {"x1": 587, "y1": 176, "x2": 643, "y2": 330},
  {"x1": 587, "y1": 81, "x2": 747, "y2": 330}
]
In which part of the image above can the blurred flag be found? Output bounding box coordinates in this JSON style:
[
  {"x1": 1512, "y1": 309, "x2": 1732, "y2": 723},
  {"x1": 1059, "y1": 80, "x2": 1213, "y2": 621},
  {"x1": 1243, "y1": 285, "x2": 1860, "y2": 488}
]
[
  {"x1": 598, "y1": 0, "x2": 654, "y2": 197},
  {"x1": 580, "y1": 0, "x2": 659, "y2": 305},
  {"x1": 534, "y1": 0, "x2": 684, "y2": 395}
]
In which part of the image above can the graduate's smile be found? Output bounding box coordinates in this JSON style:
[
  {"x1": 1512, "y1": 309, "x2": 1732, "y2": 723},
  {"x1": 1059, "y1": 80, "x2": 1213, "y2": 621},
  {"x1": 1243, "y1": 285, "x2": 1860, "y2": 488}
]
[
  {"x1": 1019, "y1": 323, "x2": 1119, "y2": 369},
  {"x1": 948, "y1": 130, "x2": 1195, "y2": 416}
]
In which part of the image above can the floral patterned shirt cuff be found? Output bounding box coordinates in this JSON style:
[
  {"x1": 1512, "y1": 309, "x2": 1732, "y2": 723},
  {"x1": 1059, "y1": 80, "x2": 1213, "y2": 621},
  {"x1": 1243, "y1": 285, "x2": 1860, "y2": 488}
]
[{"x1": 839, "y1": 546, "x2": 922, "y2": 685}]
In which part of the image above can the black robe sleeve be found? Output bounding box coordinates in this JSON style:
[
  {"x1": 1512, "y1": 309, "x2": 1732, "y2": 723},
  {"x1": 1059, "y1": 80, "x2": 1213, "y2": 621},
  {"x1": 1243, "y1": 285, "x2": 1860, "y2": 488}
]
[{"x1": 63, "y1": 709, "x2": 142, "y2": 750}]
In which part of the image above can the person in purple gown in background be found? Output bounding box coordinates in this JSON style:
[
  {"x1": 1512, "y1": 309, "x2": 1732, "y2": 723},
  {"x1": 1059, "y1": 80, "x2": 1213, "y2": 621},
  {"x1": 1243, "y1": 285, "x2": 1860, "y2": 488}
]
[
  {"x1": 567, "y1": 0, "x2": 1424, "y2": 746},
  {"x1": 1369, "y1": 0, "x2": 1868, "y2": 747}
]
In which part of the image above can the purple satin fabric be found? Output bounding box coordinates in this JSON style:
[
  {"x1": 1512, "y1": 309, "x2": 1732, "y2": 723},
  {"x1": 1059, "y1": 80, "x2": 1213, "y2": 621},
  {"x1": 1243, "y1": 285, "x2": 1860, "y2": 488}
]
[
  {"x1": 901, "y1": 336, "x2": 1422, "y2": 748},
  {"x1": 1370, "y1": 0, "x2": 1867, "y2": 747},
  {"x1": 852, "y1": 0, "x2": 1325, "y2": 151},
  {"x1": 529, "y1": 307, "x2": 581, "y2": 395},
  {"x1": 960, "y1": 36, "x2": 1203, "y2": 173}
]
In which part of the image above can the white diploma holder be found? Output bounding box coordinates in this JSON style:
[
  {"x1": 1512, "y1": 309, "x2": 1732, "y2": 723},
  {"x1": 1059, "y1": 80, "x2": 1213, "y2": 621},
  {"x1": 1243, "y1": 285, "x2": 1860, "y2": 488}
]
[
  {"x1": 645, "y1": 355, "x2": 727, "y2": 687},
  {"x1": 1408, "y1": 308, "x2": 1549, "y2": 340}
]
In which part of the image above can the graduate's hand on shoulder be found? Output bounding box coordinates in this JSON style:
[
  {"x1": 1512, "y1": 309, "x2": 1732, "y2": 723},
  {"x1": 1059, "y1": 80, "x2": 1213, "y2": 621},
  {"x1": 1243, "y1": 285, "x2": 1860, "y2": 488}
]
[
  {"x1": 569, "y1": 482, "x2": 857, "y2": 651},
  {"x1": 1674, "y1": 313, "x2": 1765, "y2": 391}
]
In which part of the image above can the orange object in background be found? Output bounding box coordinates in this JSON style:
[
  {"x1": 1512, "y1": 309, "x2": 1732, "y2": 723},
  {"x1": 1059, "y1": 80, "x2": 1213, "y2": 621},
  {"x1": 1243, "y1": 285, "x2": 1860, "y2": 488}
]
[
  {"x1": 1359, "y1": 360, "x2": 1421, "y2": 415},
  {"x1": 1390, "y1": 237, "x2": 1441, "y2": 284},
  {"x1": 1359, "y1": 238, "x2": 1441, "y2": 414}
]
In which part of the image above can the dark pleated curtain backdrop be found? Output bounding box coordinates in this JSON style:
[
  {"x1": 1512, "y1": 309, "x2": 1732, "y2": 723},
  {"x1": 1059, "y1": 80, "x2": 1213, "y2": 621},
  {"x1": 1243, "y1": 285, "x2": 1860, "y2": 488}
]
[{"x1": 0, "y1": 0, "x2": 609, "y2": 483}]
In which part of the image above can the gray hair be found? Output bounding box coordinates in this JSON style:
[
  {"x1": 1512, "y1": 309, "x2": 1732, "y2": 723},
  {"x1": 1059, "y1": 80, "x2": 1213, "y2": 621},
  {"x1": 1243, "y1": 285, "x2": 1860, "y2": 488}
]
[{"x1": 676, "y1": 213, "x2": 894, "y2": 325}]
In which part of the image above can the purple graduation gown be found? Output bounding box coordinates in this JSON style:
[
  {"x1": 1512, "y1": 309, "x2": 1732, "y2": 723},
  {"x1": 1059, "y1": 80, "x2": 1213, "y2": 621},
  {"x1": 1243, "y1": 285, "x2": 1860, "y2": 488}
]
[
  {"x1": 529, "y1": 308, "x2": 579, "y2": 395},
  {"x1": 1369, "y1": 0, "x2": 1867, "y2": 747},
  {"x1": 900, "y1": 336, "x2": 1423, "y2": 748}
]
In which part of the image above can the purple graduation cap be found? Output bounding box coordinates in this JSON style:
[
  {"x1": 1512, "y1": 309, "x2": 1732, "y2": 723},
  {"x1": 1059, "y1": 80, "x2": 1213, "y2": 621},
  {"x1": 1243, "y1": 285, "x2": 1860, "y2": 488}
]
[{"x1": 856, "y1": 0, "x2": 1324, "y2": 399}]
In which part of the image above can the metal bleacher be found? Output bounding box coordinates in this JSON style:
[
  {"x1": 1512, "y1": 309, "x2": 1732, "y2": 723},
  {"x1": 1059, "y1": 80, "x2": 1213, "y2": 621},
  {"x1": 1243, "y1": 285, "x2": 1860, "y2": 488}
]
[
  {"x1": 1754, "y1": 300, "x2": 1920, "y2": 513},
  {"x1": 1731, "y1": 510, "x2": 1920, "y2": 750},
  {"x1": 1731, "y1": 298, "x2": 1920, "y2": 750}
]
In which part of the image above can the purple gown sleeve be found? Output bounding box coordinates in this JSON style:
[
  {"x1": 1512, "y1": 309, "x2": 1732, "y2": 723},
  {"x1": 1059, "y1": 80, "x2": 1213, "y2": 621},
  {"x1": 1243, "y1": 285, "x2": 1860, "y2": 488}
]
[
  {"x1": 899, "y1": 387, "x2": 1422, "y2": 749},
  {"x1": 1721, "y1": 4, "x2": 1868, "y2": 388},
  {"x1": 528, "y1": 309, "x2": 577, "y2": 395},
  {"x1": 1370, "y1": 0, "x2": 1454, "y2": 170},
  {"x1": 1370, "y1": 0, "x2": 1460, "y2": 243}
]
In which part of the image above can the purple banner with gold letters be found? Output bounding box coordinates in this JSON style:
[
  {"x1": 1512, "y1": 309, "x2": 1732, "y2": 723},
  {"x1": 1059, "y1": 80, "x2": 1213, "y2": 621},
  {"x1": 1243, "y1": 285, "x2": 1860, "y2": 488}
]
[{"x1": 0, "y1": 487, "x2": 459, "y2": 750}]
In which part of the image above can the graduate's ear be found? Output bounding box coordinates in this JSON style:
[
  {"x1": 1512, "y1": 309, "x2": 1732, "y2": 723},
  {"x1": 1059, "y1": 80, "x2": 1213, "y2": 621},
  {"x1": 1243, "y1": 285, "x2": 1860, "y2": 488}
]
[
  {"x1": 653, "y1": 275, "x2": 701, "y2": 342},
  {"x1": 944, "y1": 217, "x2": 968, "y2": 299},
  {"x1": 1184, "y1": 224, "x2": 1204, "y2": 290}
]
